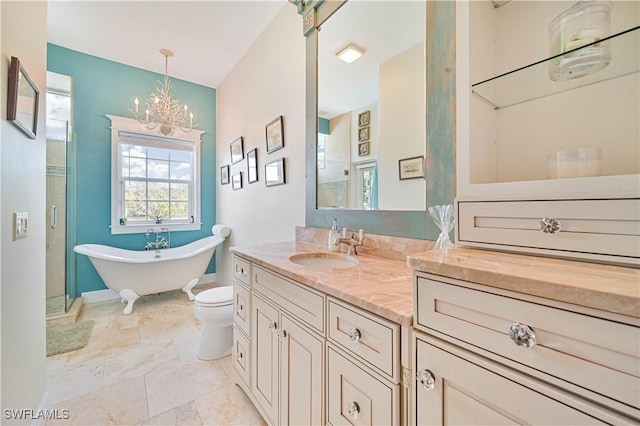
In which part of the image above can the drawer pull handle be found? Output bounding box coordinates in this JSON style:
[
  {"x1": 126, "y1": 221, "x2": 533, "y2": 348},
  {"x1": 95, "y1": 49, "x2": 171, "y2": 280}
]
[
  {"x1": 539, "y1": 217, "x2": 562, "y2": 234},
  {"x1": 347, "y1": 401, "x2": 360, "y2": 419},
  {"x1": 416, "y1": 369, "x2": 436, "y2": 390},
  {"x1": 277, "y1": 329, "x2": 287, "y2": 339},
  {"x1": 236, "y1": 352, "x2": 243, "y2": 360},
  {"x1": 237, "y1": 304, "x2": 243, "y2": 312},
  {"x1": 509, "y1": 323, "x2": 536, "y2": 348},
  {"x1": 348, "y1": 328, "x2": 361, "y2": 343},
  {"x1": 268, "y1": 322, "x2": 278, "y2": 332}
]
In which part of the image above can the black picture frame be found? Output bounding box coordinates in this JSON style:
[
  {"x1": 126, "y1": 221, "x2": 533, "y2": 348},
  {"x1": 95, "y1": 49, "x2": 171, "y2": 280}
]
[
  {"x1": 265, "y1": 158, "x2": 286, "y2": 187},
  {"x1": 247, "y1": 148, "x2": 258, "y2": 183},
  {"x1": 232, "y1": 172, "x2": 243, "y2": 190},
  {"x1": 7, "y1": 56, "x2": 39, "y2": 140},
  {"x1": 220, "y1": 164, "x2": 230, "y2": 185},
  {"x1": 230, "y1": 137, "x2": 244, "y2": 164},
  {"x1": 398, "y1": 156, "x2": 425, "y2": 180},
  {"x1": 265, "y1": 115, "x2": 284, "y2": 153}
]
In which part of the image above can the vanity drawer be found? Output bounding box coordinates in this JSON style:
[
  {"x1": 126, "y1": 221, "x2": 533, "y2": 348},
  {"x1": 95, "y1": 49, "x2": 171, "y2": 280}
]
[
  {"x1": 233, "y1": 255, "x2": 251, "y2": 287},
  {"x1": 232, "y1": 326, "x2": 250, "y2": 389},
  {"x1": 253, "y1": 265, "x2": 325, "y2": 334},
  {"x1": 233, "y1": 281, "x2": 250, "y2": 336},
  {"x1": 327, "y1": 346, "x2": 399, "y2": 426},
  {"x1": 457, "y1": 198, "x2": 640, "y2": 266},
  {"x1": 415, "y1": 276, "x2": 640, "y2": 415},
  {"x1": 328, "y1": 298, "x2": 399, "y2": 381}
]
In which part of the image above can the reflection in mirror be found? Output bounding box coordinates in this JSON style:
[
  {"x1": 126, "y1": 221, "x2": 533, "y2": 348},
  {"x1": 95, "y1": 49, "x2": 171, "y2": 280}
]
[{"x1": 317, "y1": 1, "x2": 426, "y2": 211}]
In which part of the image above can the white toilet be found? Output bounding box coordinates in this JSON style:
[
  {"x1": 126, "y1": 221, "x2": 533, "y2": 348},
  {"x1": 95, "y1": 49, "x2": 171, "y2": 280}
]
[{"x1": 194, "y1": 286, "x2": 234, "y2": 360}]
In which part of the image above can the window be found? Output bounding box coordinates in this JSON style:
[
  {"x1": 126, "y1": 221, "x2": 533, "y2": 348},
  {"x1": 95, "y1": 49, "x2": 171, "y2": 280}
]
[
  {"x1": 46, "y1": 91, "x2": 70, "y2": 141},
  {"x1": 355, "y1": 162, "x2": 377, "y2": 210},
  {"x1": 109, "y1": 115, "x2": 203, "y2": 234}
]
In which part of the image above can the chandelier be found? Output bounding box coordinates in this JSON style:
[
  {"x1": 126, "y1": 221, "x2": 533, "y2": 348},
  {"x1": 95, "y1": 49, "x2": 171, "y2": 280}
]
[{"x1": 132, "y1": 49, "x2": 195, "y2": 136}]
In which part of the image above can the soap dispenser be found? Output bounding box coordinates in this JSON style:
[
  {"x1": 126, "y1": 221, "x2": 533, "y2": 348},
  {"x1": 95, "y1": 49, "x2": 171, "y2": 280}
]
[{"x1": 328, "y1": 217, "x2": 340, "y2": 252}]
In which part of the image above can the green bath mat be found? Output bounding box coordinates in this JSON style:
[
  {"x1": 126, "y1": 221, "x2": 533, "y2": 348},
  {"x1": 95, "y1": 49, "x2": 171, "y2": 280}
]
[{"x1": 46, "y1": 320, "x2": 94, "y2": 357}]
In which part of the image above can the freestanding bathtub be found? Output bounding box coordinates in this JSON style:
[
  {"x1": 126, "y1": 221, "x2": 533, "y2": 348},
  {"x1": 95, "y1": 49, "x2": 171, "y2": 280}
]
[{"x1": 74, "y1": 235, "x2": 225, "y2": 315}]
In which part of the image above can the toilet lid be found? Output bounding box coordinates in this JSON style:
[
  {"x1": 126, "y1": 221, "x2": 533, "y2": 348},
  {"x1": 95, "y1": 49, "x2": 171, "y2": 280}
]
[{"x1": 195, "y1": 286, "x2": 233, "y2": 306}]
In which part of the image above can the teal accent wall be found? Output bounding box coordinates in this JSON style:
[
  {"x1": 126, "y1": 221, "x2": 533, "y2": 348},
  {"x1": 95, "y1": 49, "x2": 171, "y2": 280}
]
[
  {"x1": 318, "y1": 117, "x2": 330, "y2": 135},
  {"x1": 47, "y1": 44, "x2": 217, "y2": 296}
]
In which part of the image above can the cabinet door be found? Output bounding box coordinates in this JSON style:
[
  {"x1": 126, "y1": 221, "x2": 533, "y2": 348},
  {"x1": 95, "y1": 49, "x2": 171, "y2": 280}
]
[
  {"x1": 251, "y1": 294, "x2": 279, "y2": 425},
  {"x1": 232, "y1": 325, "x2": 250, "y2": 389},
  {"x1": 279, "y1": 314, "x2": 324, "y2": 426},
  {"x1": 327, "y1": 346, "x2": 399, "y2": 426},
  {"x1": 415, "y1": 336, "x2": 606, "y2": 425}
]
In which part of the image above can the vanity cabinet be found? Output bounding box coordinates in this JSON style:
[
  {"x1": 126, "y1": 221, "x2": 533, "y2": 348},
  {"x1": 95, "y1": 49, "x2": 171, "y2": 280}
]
[
  {"x1": 232, "y1": 254, "x2": 409, "y2": 426},
  {"x1": 249, "y1": 263, "x2": 326, "y2": 426},
  {"x1": 412, "y1": 272, "x2": 640, "y2": 424},
  {"x1": 455, "y1": 0, "x2": 640, "y2": 266},
  {"x1": 232, "y1": 255, "x2": 252, "y2": 391}
]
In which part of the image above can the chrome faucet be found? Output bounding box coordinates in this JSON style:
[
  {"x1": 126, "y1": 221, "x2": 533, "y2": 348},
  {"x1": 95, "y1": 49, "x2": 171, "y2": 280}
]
[
  {"x1": 334, "y1": 228, "x2": 365, "y2": 255},
  {"x1": 144, "y1": 228, "x2": 171, "y2": 252}
]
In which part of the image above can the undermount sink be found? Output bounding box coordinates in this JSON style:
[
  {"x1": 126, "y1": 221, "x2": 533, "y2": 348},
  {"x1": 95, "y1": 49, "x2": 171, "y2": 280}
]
[{"x1": 289, "y1": 252, "x2": 358, "y2": 270}]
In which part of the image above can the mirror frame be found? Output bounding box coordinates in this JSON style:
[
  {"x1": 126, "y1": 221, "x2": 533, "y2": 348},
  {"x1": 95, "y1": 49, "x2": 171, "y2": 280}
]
[{"x1": 299, "y1": 0, "x2": 456, "y2": 239}]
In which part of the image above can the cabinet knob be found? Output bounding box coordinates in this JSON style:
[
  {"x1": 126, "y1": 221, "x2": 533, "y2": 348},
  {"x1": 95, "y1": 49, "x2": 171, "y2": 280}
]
[
  {"x1": 509, "y1": 323, "x2": 537, "y2": 348},
  {"x1": 348, "y1": 328, "x2": 361, "y2": 343},
  {"x1": 237, "y1": 303, "x2": 243, "y2": 312},
  {"x1": 236, "y1": 351, "x2": 243, "y2": 360},
  {"x1": 277, "y1": 329, "x2": 287, "y2": 339},
  {"x1": 347, "y1": 401, "x2": 360, "y2": 419},
  {"x1": 539, "y1": 217, "x2": 562, "y2": 234},
  {"x1": 268, "y1": 322, "x2": 278, "y2": 331},
  {"x1": 416, "y1": 369, "x2": 436, "y2": 391}
]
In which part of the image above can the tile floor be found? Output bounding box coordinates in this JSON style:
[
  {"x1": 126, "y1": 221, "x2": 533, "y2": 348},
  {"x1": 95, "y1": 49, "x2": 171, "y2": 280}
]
[{"x1": 45, "y1": 286, "x2": 265, "y2": 425}]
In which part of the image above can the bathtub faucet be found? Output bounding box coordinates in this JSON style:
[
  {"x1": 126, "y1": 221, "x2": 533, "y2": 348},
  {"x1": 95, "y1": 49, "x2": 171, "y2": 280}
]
[{"x1": 144, "y1": 228, "x2": 171, "y2": 251}]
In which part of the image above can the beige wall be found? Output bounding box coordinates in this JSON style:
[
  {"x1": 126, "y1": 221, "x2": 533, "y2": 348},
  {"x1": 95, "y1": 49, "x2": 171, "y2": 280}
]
[
  {"x1": 378, "y1": 42, "x2": 426, "y2": 210},
  {"x1": 318, "y1": 112, "x2": 351, "y2": 209},
  {"x1": 216, "y1": 5, "x2": 306, "y2": 286},
  {"x1": 1, "y1": 1, "x2": 48, "y2": 421}
]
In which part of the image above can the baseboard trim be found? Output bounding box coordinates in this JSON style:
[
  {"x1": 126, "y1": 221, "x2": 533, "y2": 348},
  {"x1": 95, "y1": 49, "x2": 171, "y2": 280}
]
[
  {"x1": 81, "y1": 273, "x2": 217, "y2": 304},
  {"x1": 199, "y1": 273, "x2": 216, "y2": 285},
  {"x1": 81, "y1": 288, "x2": 120, "y2": 304}
]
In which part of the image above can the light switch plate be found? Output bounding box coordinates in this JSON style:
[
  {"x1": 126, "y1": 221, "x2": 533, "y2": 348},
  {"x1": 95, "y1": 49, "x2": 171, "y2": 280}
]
[{"x1": 13, "y1": 212, "x2": 28, "y2": 240}]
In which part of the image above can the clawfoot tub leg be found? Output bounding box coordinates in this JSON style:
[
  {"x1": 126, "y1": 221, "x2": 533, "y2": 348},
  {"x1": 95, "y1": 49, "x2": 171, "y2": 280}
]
[
  {"x1": 182, "y1": 278, "x2": 199, "y2": 301},
  {"x1": 119, "y1": 289, "x2": 140, "y2": 315}
]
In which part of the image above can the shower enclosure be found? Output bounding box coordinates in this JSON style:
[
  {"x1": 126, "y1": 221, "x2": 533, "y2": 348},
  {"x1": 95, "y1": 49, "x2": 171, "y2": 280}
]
[{"x1": 46, "y1": 72, "x2": 77, "y2": 316}]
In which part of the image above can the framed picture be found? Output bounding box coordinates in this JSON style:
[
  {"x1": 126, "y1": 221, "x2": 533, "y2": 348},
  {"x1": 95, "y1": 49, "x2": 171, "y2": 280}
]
[
  {"x1": 358, "y1": 110, "x2": 370, "y2": 127},
  {"x1": 266, "y1": 115, "x2": 284, "y2": 153},
  {"x1": 265, "y1": 158, "x2": 286, "y2": 187},
  {"x1": 220, "y1": 164, "x2": 230, "y2": 185},
  {"x1": 358, "y1": 141, "x2": 370, "y2": 157},
  {"x1": 230, "y1": 137, "x2": 244, "y2": 164},
  {"x1": 247, "y1": 148, "x2": 258, "y2": 183},
  {"x1": 358, "y1": 126, "x2": 369, "y2": 142},
  {"x1": 399, "y1": 156, "x2": 425, "y2": 180},
  {"x1": 7, "y1": 57, "x2": 39, "y2": 140},
  {"x1": 232, "y1": 172, "x2": 243, "y2": 190}
]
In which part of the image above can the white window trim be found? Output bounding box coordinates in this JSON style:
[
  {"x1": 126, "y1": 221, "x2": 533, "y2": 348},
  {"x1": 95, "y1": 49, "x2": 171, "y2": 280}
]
[{"x1": 107, "y1": 114, "x2": 205, "y2": 235}]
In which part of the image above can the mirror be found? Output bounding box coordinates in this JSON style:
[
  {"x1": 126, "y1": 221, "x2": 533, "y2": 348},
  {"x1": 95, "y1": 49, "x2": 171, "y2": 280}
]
[
  {"x1": 302, "y1": 0, "x2": 456, "y2": 239},
  {"x1": 316, "y1": 1, "x2": 426, "y2": 210}
]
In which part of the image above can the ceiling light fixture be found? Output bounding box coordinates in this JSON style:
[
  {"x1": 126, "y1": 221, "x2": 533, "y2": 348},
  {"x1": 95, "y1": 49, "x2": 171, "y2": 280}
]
[
  {"x1": 132, "y1": 49, "x2": 195, "y2": 136},
  {"x1": 336, "y1": 44, "x2": 364, "y2": 64}
]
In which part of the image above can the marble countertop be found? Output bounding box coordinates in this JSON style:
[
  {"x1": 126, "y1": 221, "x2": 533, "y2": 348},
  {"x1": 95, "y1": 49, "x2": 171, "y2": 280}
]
[
  {"x1": 408, "y1": 247, "x2": 640, "y2": 319},
  {"x1": 230, "y1": 242, "x2": 415, "y2": 325}
]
